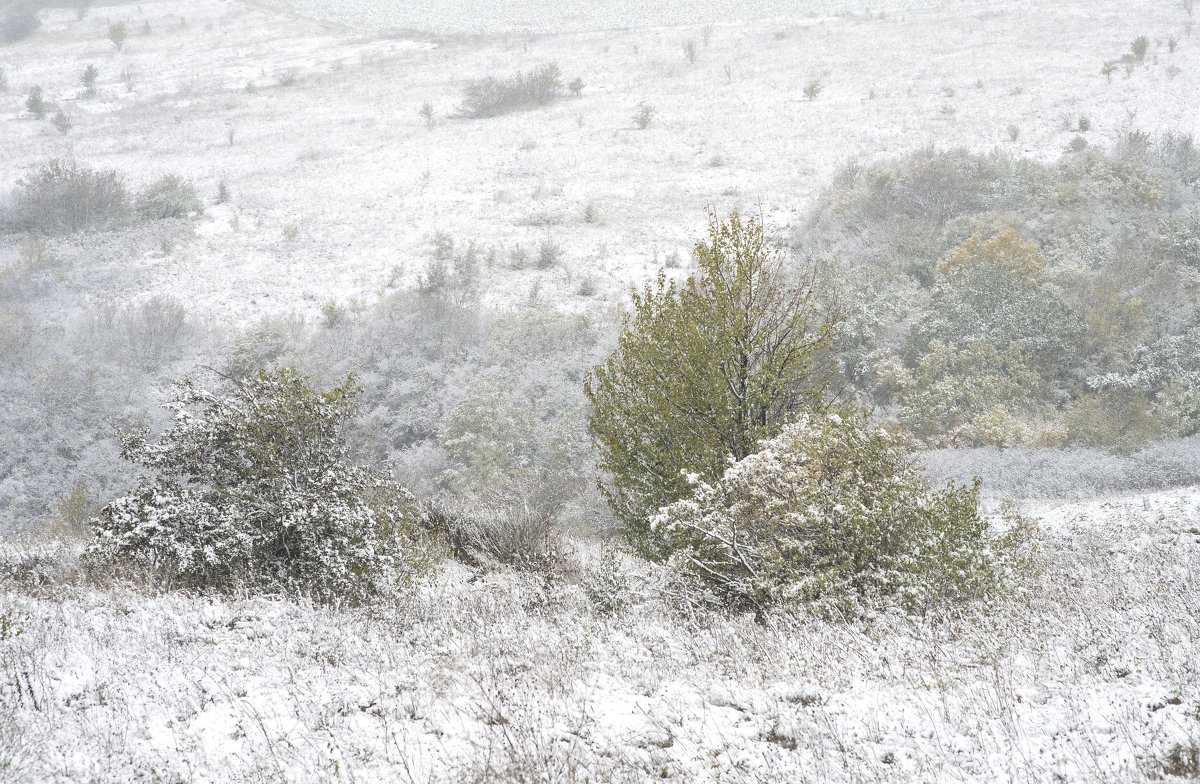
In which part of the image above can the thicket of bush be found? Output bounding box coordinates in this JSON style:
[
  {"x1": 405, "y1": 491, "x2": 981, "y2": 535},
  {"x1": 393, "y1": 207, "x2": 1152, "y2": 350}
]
[
  {"x1": 654, "y1": 410, "x2": 1031, "y2": 615},
  {"x1": 13, "y1": 159, "x2": 131, "y2": 234},
  {"x1": 88, "y1": 369, "x2": 436, "y2": 604},
  {"x1": 459, "y1": 62, "x2": 563, "y2": 118},
  {"x1": 797, "y1": 135, "x2": 1200, "y2": 451},
  {"x1": 7, "y1": 159, "x2": 204, "y2": 235}
]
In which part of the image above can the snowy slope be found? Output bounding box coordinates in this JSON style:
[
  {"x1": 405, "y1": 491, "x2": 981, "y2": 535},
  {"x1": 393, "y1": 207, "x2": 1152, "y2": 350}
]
[{"x1": 2, "y1": 488, "x2": 1198, "y2": 782}]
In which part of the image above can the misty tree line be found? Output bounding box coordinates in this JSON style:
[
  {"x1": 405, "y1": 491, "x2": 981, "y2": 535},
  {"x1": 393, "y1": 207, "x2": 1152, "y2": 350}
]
[{"x1": 2, "y1": 133, "x2": 1199, "y2": 610}]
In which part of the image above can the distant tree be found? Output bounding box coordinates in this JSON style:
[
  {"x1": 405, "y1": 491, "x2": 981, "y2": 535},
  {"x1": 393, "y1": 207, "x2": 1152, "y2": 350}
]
[
  {"x1": 24, "y1": 85, "x2": 45, "y2": 119},
  {"x1": 1, "y1": 5, "x2": 40, "y2": 43},
  {"x1": 586, "y1": 212, "x2": 839, "y2": 555},
  {"x1": 88, "y1": 369, "x2": 435, "y2": 604},
  {"x1": 910, "y1": 230, "x2": 1078, "y2": 361},
  {"x1": 1131, "y1": 35, "x2": 1149, "y2": 62},
  {"x1": 803, "y1": 77, "x2": 824, "y2": 101},
  {"x1": 80, "y1": 64, "x2": 99, "y2": 97},
  {"x1": 51, "y1": 109, "x2": 72, "y2": 134},
  {"x1": 107, "y1": 21, "x2": 127, "y2": 51}
]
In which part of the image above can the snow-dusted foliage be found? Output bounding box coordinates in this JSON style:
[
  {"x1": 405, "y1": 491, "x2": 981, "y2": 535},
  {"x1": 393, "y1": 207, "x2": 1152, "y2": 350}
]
[
  {"x1": 458, "y1": 62, "x2": 563, "y2": 118},
  {"x1": 652, "y1": 410, "x2": 1029, "y2": 614},
  {"x1": 13, "y1": 158, "x2": 130, "y2": 235},
  {"x1": 87, "y1": 368, "x2": 435, "y2": 604},
  {"x1": 135, "y1": 174, "x2": 202, "y2": 220},
  {"x1": 801, "y1": 140, "x2": 1200, "y2": 450},
  {"x1": 586, "y1": 212, "x2": 836, "y2": 552}
]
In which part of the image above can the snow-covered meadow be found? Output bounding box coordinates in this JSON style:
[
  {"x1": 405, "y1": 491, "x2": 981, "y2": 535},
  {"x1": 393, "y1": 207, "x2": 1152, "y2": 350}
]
[
  {"x1": 2, "y1": 489, "x2": 1199, "y2": 782},
  {"x1": 1, "y1": 0, "x2": 1195, "y2": 322},
  {"x1": 4, "y1": 0, "x2": 1200, "y2": 781}
]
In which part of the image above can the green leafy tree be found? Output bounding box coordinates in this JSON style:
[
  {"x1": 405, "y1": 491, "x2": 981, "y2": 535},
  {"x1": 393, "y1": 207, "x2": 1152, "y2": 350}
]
[
  {"x1": 910, "y1": 230, "x2": 1078, "y2": 361},
  {"x1": 585, "y1": 212, "x2": 838, "y2": 555},
  {"x1": 88, "y1": 368, "x2": 435, "y2": 604}
]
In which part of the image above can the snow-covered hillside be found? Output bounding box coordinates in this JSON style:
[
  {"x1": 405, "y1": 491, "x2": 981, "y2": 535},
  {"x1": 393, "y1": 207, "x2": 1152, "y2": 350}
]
[
  {"x1": 1, "y1": 0, "x2": 1194, "y2": 323},
  {"x1": 2, "y1": 489, "x2": 1198, "y2": 782}
]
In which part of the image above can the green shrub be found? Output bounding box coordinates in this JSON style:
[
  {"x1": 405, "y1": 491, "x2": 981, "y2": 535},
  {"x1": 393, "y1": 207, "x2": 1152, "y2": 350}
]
[
  {"x1": 1131, "y1": 35, "x2": 1149, "y2": 61},
  {"x1": 586, "y1": 212, "x2": 838, "y2": 555},
  {"x1": 24, "y1": 85, "x2": 45, "y2": 119},
  {"x1": 107, "y1": 21, "x2": 127, "y2": 51},
  {"x1": 15, "y1": 158, "x2": 130, "y2": 234},
  {"x1": 88, "y1": 369, "x2": 435, "y2": 604},
  {"x1": 653, "y1": 409, "x2": 1031, "y2": 614},
  {"x1": 136, "y1": 174, "x2": 201, "y2": 219}
]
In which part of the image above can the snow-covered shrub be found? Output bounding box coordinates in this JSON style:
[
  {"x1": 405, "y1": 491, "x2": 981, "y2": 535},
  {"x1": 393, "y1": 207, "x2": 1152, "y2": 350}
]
[
  {"x1": 586, "y1": 213, "x2": 837, "y2": 554},
  {"x1": 424, "y1": 472, "x2": 573, "y2": 582},
  {"x1": 459, "y1": 62, "x2": 562, "y2": 118},
  {"x1": 652, "y1": 409, "x2": 1030, "y2": 615},
  {"x1": 227, "y1": 314, "x2": 304, "y2": 377},
  {"x1": 581, "y1": 543, "x2": 631, "y2": 615},
  {"x1": 119, "y1": 295, "x2": 192, "y2": 370},
  {"x1": 896, "y1": 341, "x2": 1043, "y2": 447},
  {"x1": 23, "y1": 85, "x2": 44, "y2": 118},
  {"x1": 14, "y1": 159, "x2": 130, "y2": 235},
  {"x1": 88, "y1": 369, "x2": 436, "y2": 604},
  {"x1": 135, "y1": 174, "x2": 201, "y2": 220}
]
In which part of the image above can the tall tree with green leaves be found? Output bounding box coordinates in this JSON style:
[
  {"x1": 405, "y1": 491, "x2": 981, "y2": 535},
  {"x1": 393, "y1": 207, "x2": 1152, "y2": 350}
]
[{"x1": 585, "y1": 212, "x2": 839, "y2": 556}]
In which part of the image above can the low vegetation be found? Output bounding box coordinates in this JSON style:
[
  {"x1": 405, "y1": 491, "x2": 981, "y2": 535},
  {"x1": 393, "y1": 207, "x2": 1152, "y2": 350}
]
[
  {"x1": 88, "y1": 369, "x2": 436, "y2": 604},
  {"x1": 458, "y1": 62, "x2": 564, "y2": 118},
  {"x1": 798, "y1": 136, "x2": 1200, "y2": 451}
]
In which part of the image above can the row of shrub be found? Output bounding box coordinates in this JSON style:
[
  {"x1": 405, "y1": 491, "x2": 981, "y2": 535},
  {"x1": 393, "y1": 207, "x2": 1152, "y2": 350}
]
[
  {"x1": 81, "y1": 214, "x2": 1030, "y2": 621},
  {"x1": 4, "y1": 159, "x2": 202, "y2": 235},
  {"x1": 458, "y1": 62, "x2": 564, "y2": 118}
]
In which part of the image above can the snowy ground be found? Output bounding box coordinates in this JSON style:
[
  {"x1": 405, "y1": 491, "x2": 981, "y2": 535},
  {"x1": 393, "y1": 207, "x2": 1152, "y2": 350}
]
[
  {"x1": 2, "y1": 489, "x2": 1198, "y2": 782},
  {"x1": 1, "y1": 0, "x2": 1196, "y2": 324},
  {"x1": 4, "y1": 3, "x2": 1200, "y2": 781}
]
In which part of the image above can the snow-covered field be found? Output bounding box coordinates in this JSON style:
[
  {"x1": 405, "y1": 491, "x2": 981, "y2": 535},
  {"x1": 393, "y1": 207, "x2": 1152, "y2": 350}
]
[
  {"x1": 1, "y1": 0, "x2": 1195, "y2": 323},
  {"x1": 4, "y1": 1, "x2": 1200, "y2": 781},
  {"x1": 2, "y1": 489, "x2": 1198, "y2": 782}
]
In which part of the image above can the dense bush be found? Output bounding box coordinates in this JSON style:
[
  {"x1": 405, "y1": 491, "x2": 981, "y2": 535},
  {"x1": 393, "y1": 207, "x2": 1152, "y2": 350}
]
[
  {"x1": 653, "y1": 409, "x2": 1030, "y2": 614},
  {"x1": 88, "y1": 369, "x2": 435, "y2": 604},
  {"x1": 797, "y1": 137, "x2": 1200, "y2": 451},
  {"x1": 24, "y1": 85, "x2": 45, "y2": 119},
  {"x1": 459, "y1": 62, "x2": 562, "y2": 118},
  {"x1": 136, "y1": 174, "x2": 201, "y2": 220},
  {"x1": 13, "y1": 159, "x2": 130, "y2": 234},
  {"x1": 423, "y1": 473, "x2": 573, "y2": 582},
  {"x1": 586, "y1": 213, "x2": 838, "y2": 555}
]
